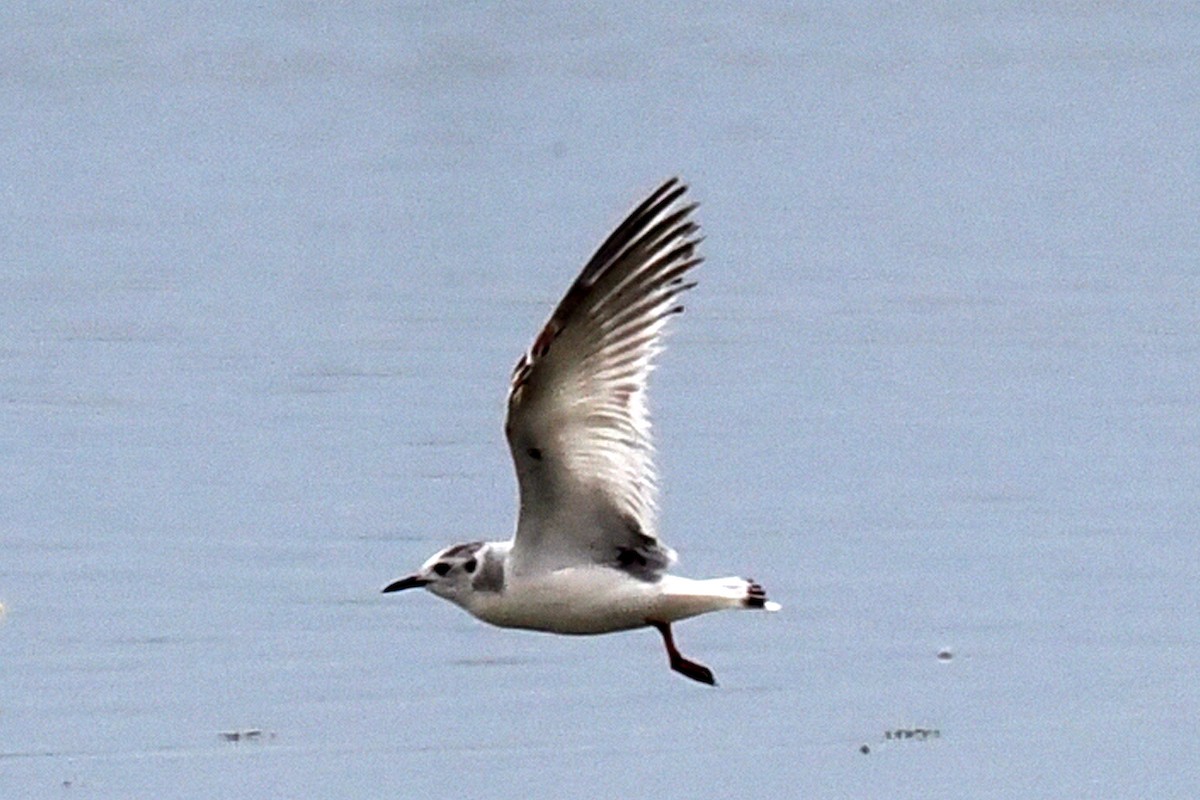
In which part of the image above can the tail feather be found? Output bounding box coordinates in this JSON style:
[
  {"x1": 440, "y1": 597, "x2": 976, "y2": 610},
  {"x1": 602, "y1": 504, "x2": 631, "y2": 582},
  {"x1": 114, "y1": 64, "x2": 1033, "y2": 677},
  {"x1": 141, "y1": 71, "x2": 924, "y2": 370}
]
[
  {"x1": 744, "y1": 579, "x2": 782, "y2": 611},
  {"x1": 656, "y1": 576, "x2": 780, "y2": 621}
]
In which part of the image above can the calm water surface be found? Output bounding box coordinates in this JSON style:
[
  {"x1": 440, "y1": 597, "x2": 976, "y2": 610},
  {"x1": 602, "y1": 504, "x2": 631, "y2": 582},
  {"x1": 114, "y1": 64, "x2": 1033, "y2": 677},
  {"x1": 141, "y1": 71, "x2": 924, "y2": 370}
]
[{"x1": 3, "y1": 3, "x2": 1198, "y2": 797}]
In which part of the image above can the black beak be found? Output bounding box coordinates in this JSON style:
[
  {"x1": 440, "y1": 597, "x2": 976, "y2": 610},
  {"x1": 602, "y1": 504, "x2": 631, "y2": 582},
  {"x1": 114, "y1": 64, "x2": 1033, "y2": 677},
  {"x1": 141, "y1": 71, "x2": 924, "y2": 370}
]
[{"x1": 382, "y1": 574, "x2": 429, "y2": 593}]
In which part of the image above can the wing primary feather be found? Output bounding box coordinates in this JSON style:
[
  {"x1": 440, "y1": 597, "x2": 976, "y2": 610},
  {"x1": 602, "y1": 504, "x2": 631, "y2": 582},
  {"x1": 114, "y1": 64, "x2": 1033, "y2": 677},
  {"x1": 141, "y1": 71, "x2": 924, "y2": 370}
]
[
  {"x1": 593, "y1": 256, "x2": 703, "y2": 333},
  {"x1": 586, "y1": 234, "x2": 700, "y2": 320},
  {"x1": 579, "y1": 180, "x2": 683, "y2": 271}
]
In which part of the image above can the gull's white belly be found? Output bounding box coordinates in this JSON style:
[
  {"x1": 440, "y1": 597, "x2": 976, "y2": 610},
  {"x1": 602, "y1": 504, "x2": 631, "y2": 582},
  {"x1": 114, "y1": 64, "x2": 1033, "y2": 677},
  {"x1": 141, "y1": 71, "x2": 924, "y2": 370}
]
[
  {"x1": 463, "y1": 567, "x2": 748, "y2": 635},
  {"x1": 468, "y1": 567, "x2": 657, "y2": 634}
]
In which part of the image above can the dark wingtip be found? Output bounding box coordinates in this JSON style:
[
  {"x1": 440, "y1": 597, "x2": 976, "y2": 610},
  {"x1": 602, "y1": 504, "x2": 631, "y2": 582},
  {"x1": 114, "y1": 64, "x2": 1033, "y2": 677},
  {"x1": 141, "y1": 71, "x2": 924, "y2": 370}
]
[{"x1": 660, "y1": 176, "x2": 685, "y2": 192}]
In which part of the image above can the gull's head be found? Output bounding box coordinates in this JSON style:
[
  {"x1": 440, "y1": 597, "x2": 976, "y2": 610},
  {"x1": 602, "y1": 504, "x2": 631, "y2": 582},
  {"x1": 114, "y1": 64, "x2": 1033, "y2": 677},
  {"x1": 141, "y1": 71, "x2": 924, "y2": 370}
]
[{"x1": 381, "y1": 541, "x2": 489, "y2": 604}]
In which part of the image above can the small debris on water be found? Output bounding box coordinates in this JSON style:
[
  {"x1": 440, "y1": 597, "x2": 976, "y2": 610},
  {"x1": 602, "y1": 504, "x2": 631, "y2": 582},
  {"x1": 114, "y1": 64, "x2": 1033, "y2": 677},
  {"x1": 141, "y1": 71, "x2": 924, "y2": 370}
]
[
  {"x1": 219, "y1": 729, "x2": 275, "y2": 743},
  {"x1": 859, "y1": 744, "x2": 871, "y2": 754},
  {"x1": 937, "y1": 648, "x2": 953, "y2": 662},
  {"x1": 884, "y1": 727, "x2": 940, "y2": 741}
]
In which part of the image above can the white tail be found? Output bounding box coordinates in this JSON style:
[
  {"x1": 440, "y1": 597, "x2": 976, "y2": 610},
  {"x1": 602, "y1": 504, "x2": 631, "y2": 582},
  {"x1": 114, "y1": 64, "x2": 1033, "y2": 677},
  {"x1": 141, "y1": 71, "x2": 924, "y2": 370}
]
[{"x1": 656, "y1": 575, "x2": 781, "y2": 622}]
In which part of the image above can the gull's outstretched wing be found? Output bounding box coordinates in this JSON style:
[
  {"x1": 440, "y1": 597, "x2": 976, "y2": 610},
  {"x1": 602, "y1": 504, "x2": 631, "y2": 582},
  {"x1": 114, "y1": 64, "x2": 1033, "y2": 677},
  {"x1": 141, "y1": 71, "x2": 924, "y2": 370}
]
[{"x1": 505, "y1": 178, "x2": 702, "y2": 576}]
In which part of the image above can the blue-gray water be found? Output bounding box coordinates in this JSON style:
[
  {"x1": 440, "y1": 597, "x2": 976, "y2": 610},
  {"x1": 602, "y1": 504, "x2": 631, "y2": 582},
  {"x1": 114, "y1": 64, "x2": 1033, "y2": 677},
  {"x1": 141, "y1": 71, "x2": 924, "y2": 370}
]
[{"x1": 3, "y1": 4, "x2": 1198, "y2": 797}]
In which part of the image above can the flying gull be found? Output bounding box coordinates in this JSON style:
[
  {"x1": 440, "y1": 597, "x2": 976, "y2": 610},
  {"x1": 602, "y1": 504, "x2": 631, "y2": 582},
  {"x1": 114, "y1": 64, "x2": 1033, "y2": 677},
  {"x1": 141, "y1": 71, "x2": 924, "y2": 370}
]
[{"x1": 383, "y1": 178, "x2": 779, "y2": 685}]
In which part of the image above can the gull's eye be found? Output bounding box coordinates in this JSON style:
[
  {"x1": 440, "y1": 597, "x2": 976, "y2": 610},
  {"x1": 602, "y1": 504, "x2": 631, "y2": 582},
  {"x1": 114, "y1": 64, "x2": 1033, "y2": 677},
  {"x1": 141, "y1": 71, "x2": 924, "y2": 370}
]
[
  {"x1": 464, "y1": 558, "x2": 477, "y2": 574},
  {"x1": 432, "y1": 562, "x2": 452, "y2": 577}
]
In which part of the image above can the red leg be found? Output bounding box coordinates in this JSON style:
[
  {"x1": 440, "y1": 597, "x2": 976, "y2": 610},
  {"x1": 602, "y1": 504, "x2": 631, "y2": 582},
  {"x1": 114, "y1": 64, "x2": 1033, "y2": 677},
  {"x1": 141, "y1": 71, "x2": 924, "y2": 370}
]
[{"x1": 649, "y1": 620, "x2": 716, "y2": 686}]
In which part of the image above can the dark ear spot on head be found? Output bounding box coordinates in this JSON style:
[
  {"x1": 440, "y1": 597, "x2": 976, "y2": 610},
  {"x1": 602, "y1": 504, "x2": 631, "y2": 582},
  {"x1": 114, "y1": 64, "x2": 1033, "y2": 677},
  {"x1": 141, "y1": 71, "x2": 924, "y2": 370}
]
[
  {"x1": 432, "y1": 562, "x2": 451, "y2": 577},
  {"x1": 526, "y1": 447, "x2": 542, "y2": 461},
  {"x1": 464, "y1": 558, "x2": 477, "y2": 574}
]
